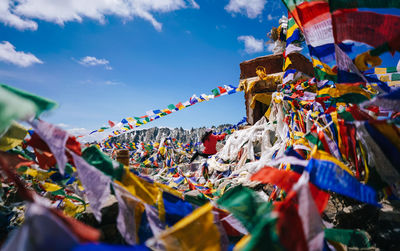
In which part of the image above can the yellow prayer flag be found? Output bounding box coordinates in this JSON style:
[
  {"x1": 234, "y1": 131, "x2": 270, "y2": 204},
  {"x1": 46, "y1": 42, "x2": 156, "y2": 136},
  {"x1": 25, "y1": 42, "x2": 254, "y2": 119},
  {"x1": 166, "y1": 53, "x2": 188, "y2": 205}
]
[
  {"x1": 42, "y1": 182, "x2": 62, "y2": 192},
  {"x1": 312, "y1": 58, "x2": 336, "y2": 75},
  {"x1": 156, "y1": 182, "x2": 182, "y2": 198},
  {"x1": 250, "y1": 93, "x2": 272, "y2": 109},
  {"x1": 0, "y1": 122, "x2": 27, "y2": 151},
  {"x1": 35, "y1": 170, "x2": 55, "y2": 181},
  {"x1": 317, "y1": 84, "x2": 371, "y2": 99},
  {"x1": 379, "y1": 75, "x2": 390, "y2": 82},
  {"x1": 158, "y1": 203, "x2": 221, "y2": 251},
  {"x1": 287, "y1": 22, "x2": 299, "y2": 39},
  {"x1": 116, "y1": 169, "x2": 160, "y2": 206},
  {"x1": 374, "y1": 67, "x2": 386, "y2": 74},
  {"x1": 63, "y1": 198, "x2": 85, "y2": 217},
  {"x1": 24, "y1": 168, "x2": 38, "y2": 177},
  {"x1": 284, "y1": 56, "x2": 292, "y2": 71}
]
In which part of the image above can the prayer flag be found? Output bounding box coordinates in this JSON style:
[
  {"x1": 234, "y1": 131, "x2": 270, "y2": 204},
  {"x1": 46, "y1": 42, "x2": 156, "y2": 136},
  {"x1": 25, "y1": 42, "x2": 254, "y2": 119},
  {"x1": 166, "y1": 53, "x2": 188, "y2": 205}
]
[
  {"x1": 150, "y1": 203, "x2": 222, "y2": 251},
  {"x1": 167, "y1": 104, "x2": 176, "y2": 110},
  {"x1": 0, "y1": 122, "x2": 27, "y2": 151},
  {"x1": 72, "y1": 153, "x2": 111, "y2": 222},
  {"x1": 211, "y1": 88, "x2": 220, "y2": 97},
  {"x1": 218, "y1": 86, "x2": 227, "y2": 96},
  {"x1": 108, "y1": 120, "x2": 116, "y2": 127},
  {"x1": 30, "y1": 120, "x2": 69, "y2": 175},
  {"x1": 306, "y1": 158, "x2": 379, "y2": 206},
  {"x1": 82, "y1": 145, "x2": 124, "y2": 180},
  {"x1": 0, "y1": 84, "x2": 57, "y2": 134}
]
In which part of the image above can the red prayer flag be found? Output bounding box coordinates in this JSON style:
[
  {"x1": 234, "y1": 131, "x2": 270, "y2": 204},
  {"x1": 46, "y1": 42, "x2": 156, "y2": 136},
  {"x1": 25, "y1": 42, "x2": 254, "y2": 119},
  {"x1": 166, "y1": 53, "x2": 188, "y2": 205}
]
[
  {"x1": 218, "y1": 86, "x2": 227, "y2": 94},
  {"x1": 108, "y1": 120, "x2": 115, "y2": 127},
  {"x1": 251, "y1": 166, "x2": 301, "y2": 192},
  {"x1": 50, "y1": 209, "x2": 101, "y2": 242},
  {"x1": 333, "y1": 10, "x2": 400, "y2": 48},
  {"x1": 275, "y1": 192, "x2": 308, "y2": 251},
  {"x1": 251, "y1": 167, "x2": 329, "y2": 213}
]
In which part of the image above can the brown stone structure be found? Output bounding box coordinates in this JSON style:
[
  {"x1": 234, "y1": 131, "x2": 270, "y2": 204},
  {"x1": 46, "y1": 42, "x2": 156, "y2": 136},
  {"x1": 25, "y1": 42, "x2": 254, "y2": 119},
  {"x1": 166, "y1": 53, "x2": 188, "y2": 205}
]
[
  {"x1": 240, "y1": 53, "x2": 314, "y2": 79},
  {"x1": 116, "y1": 149, "x2": 130, "y2": 166},
  {"x1": 240, "y1": 53, "x2": 314, "y2": 125}
]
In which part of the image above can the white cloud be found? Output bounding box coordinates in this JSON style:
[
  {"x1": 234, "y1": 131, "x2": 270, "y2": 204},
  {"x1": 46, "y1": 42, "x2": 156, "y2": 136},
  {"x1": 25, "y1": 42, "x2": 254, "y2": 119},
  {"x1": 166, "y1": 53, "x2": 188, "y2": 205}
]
[
  {"x1": 68, "y1": 127, "x2": 90, "y2": 136},
  {"x1": 104, "y1": 80, "x2": 122, "y2": 85},
  {"x1": 0, "y1": 0, "x2": 37, "y2": 30},
  {"x1": 80, "y1": 79, "x2": 123, "y2": 86},
  {"x1": 238, "y1": 35, "x2": 264, "y2": 54},
  {"x1": 78, "y1": 56, "x2": 112, "y2": 70},
  {"x1": 188, "y1": 0, "x2": 199, "y2": 9},
  {"x1": 216, "y1": 24, "x2": 226, "y2": 30},
  {"x1": 225, "y1": 0, "x2": 267, "y2": 19},
  {"x1": 266, "y1": 43, "x2": 274, "y2": 52},
  {"x1": 0, "y1": 41, "x2": 43, "y2": 67},
  {"x1": 57, "y1": 123, "x2": 70, "y2": 128},
  {"x1": 267, "y1": 14, "x2": 278, "y2": 21},
  {"x1": 0, "y1": 0, "x2": 199, "y2": 31}
]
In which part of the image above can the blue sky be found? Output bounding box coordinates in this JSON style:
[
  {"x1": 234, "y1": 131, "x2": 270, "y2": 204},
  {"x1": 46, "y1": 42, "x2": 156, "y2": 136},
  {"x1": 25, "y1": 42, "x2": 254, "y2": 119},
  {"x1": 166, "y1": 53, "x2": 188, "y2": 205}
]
[
  {"x1": 0, "y1": 0, "x2": 399, "y2": 142},
  {"x1": 0, "y1": 0, "x2": 287, "y2": 141}
]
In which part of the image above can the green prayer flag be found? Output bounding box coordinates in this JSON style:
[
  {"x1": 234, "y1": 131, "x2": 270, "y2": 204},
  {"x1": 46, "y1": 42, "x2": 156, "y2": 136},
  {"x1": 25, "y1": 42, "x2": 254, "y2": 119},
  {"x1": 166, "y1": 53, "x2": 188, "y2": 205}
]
[
  {"x1": 8, "y1": 147, "x2": 34, "y2": 161},
  {"x1": 335, "y1": 93, "x2": 370, "y2": 104},
  {"x1": 392, "y1": 73, "x2": 400, "y2": 81},
  {"x1": 288, "y1": 17, "x2": 296, "y2": 29},
  {"x1": 217, "y1": 185, "x2": 270, "y2": 231},
  {"x1": 211, "y1": 88, "x2": 220, "y2": 97},
  {"x1": 183, "y1": 192, "x2": 209, "y2": 206},
  {"x1": 0, "y1": 84, "x2": 57, "y2": 135},
  {"x1": 305, "y1": 132, "x2": 318, "y2": 145},
  {"x1": 82, "y1": 146, "x2": 123, "y2": 180},
  {"x1": 167, "y1": 104, "x2": 176, "y2": 110},
  {"x1": 338, "y1": 110, "x2": 355, "y2": 121},
  {"x1": 218, "y1": 185, "x2": 281, "y2": 251},
  {"x1": 1, "y1": 84, "x2": 57, "y2": 116},
  {"x1": 325, "y1": 228, "x2": 371, "y2": 248},
  {"x1": 239, "y1": 215, "x2": 281, "y2": 251},
  {"x1": 314, "y1": 68, "x2": 338, "y2": 82}
]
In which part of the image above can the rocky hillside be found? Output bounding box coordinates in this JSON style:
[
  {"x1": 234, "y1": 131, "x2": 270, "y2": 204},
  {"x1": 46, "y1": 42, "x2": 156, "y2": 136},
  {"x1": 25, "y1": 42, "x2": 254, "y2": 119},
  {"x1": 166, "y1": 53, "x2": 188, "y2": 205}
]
[{"x1": 108, "y1": 124, "x2": 233, "y2": 144}]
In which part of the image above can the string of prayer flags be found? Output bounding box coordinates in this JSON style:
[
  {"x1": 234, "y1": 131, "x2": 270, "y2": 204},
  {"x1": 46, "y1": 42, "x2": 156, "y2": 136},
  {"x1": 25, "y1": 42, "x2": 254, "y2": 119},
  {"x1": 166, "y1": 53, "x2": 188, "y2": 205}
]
[{"x1": 87, "y1": 84, "x2": 239, "y2": 139}]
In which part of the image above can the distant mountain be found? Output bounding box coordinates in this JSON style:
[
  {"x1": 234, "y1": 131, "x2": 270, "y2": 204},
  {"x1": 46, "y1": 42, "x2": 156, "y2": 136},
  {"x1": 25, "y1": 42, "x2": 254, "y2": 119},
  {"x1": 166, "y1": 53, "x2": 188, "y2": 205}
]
[{"x1": 108, "y1": 124, "x2": 233, "y2": 145}]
